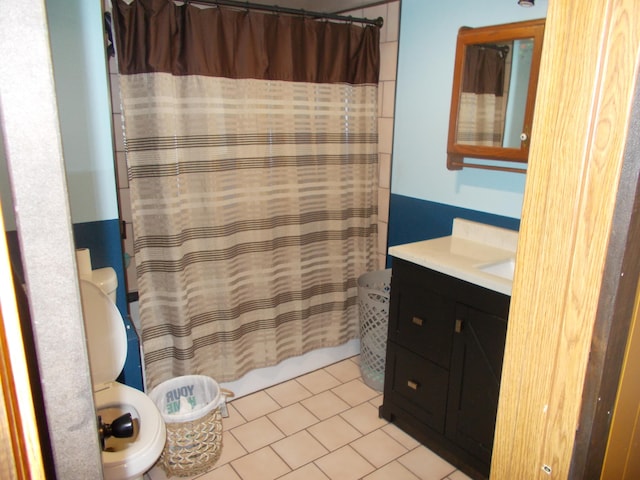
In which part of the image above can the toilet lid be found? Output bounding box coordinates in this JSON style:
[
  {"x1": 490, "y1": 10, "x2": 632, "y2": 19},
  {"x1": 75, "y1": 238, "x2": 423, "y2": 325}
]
[{"x1": 79, "y1": 280, "x2": 127, "y2": 386}]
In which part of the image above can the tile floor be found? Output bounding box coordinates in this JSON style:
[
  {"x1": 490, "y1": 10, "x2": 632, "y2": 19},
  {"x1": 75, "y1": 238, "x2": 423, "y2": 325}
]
[{"x1": 145, "y1": 356, "x2": 472, "y2": 480}]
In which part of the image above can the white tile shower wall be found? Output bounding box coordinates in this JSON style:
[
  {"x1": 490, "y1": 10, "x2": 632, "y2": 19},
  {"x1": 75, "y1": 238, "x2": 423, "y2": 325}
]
[{"x1": 362, "y1": 1, "x2": 399, "y2": 269}]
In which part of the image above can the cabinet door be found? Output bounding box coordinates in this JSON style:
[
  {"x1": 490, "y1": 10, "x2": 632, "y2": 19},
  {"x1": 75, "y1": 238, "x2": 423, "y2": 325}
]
[
  {"x1": 394, "y1": 283, "x2": 456, "y2": 368},
  {"x1": 389, "y1": 260, "x2": 456, "y2": 368},
  {"x1": 446, "y1": 302, "x2": 508, "y2": 467}
]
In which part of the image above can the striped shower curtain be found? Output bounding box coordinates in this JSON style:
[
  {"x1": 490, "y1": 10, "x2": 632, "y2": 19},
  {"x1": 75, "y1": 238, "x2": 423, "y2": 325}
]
[
  {"x1": 112, "y1": 0, "x2": 380, "y2": 388},
  {"x1": 457, "y1": 45, "x2": 508, "y2": 146}
]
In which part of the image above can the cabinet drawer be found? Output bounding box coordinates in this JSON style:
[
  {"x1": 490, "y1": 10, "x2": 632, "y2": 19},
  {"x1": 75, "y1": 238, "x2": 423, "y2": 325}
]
[
  {"x1": 387, "y1": 345, "x2": 449, "y2": 434},
  {"x1": 393, "y1": 283, "x2": 455, "y2": 368}
]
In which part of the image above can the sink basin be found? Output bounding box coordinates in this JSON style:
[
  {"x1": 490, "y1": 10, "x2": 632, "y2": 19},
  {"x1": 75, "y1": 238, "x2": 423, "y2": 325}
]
[{"x1": 477, "y1": 258, "x2": 515, "y2": 281}]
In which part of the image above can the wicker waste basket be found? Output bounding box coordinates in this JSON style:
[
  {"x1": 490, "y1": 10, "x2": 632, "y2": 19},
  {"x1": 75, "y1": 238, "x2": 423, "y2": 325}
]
[
  {"x1": 357, "y1": 269, "x2": 391, "y2": 392},
  {"x1": 149, "y1": 375, "x2": 233, "y2": 477}
]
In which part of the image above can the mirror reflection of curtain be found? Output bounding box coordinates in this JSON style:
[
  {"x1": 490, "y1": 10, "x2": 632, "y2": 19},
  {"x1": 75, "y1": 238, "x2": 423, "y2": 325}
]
[
  {"x1": 457, "y1": 45, "x2": 508, "y2": 146},
  {"x1": 111, "y1": 0, "x2": 380, "y2": 388}
]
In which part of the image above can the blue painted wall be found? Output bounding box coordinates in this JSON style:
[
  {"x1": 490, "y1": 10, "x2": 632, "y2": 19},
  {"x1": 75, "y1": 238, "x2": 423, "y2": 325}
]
[{"x1": 389, "y1": 0, "x2": 548, "y2": 253}]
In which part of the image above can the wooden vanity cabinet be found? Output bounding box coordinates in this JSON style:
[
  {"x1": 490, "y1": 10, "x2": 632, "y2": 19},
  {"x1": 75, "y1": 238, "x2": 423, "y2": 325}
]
[{"x1": 380, "y1": 258, "x2": 510, "y2": 480}]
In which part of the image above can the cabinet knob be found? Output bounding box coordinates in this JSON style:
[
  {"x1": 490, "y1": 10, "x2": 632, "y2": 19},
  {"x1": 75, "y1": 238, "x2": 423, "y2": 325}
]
[
  {"x1": 407, "y1": 380, "x2": 419, "y2": 390},
  {"x1": 412, "y1": 316, "x2": 424, "y2": 327}
]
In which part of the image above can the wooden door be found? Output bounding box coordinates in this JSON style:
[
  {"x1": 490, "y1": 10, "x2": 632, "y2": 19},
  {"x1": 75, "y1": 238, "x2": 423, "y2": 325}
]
[
  {"x1": 491, "y1": 0, "x2": 640, "y2": 478},
  {"x1": 0, "y1": 201, "x2": 45, "y2": 479}
]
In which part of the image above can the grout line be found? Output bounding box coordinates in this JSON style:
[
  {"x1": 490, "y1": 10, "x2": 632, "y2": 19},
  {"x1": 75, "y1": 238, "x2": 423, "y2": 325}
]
[{"x1": 263, "y1": 378, "x2": 314, "y2": 409}]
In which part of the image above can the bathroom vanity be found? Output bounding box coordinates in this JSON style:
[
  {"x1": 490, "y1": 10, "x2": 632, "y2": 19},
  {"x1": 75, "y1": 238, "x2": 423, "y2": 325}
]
[{"x1": 379, "y1": 219, "x2": 517, "y2": 480}]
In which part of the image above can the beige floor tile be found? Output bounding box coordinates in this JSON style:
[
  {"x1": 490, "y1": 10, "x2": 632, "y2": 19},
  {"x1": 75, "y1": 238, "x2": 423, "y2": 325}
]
[
  {"x1": 265, "y1": 379, "x2": 312, "y2": 407},
  {"x1": 148, "y1": 355, "x2": 465, "y2": 480},
  {"x1": 300, "y1": 390, "x2": 350, "y2": 420},
  {"x1": 447, "y1": 470, "x2": 474, "y2": 480},
  {"x1": 307, "y1": 414, "x2": 362, "y2": 451},
  {"x1": 368, "y1": 393, "x2": 384, "y2": 409},
  {"x1": 314, "y1": 445, "x2": 375, "y2": 480},
  {"x1": 296, "y1": 368, "x2": 341, "y2": 394},
  {"x1": 213, "y1": 431, "x2": 246, "y2": 467},
  {"x1": 146, "y1": 355, "x2": 464, "y2": 480},
  {"x1": 382, "y1": 423, "x2": 421, "y2": 450},
  {"x1": 331, "y1": 378, "x2": 379, "y2": 406},
  {"x1": 222, "y1": 403, "x2": 247, "y2": 430},
  {"x1": 271, "y1": 430, "x2": 329, "y2": 469},
  {"x1": 267, "y1": 402, "x2": 319, "y2": 435},
  {"x1": 277, "y1": 463, "x2": 330, "y2": 480},
  {"x1": 324, "y1": 358, "x2": 362, "y2": 383},
  {"x1": 196, "y1": 463, "x2": 241, "y2": 480},
  {"x1": 230, "y1": 446, "x2": 291, "y2": 480},
  {"x1": 230, "y1": 391, "x2": 280, "y2": 421},
  {"x1": 340, "y1": 402, "x2": 388, "y2": 434},
  {"x1": 230, "y1": 416, "x2": 284, "y2": 452},
  {"x1": 398, "y1": 446, "x2": 457, "y2": 480},
  {"x1": 351, "y1": 429, "x2": 408, "y2": 468},
  {"x1": 361, "y1": 460, "x2": 421, "y2": 480}
]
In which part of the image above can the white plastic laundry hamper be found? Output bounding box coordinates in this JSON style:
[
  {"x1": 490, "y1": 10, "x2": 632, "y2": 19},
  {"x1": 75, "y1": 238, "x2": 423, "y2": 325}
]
[{"x1": 357, "y1": 269, "x2": 391, "y2": 391}]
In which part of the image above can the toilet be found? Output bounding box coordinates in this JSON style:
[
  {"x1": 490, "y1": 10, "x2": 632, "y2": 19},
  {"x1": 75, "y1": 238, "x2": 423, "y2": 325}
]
[{"x1": 80, "y1": 277, "x2": 166, "y2": 480}]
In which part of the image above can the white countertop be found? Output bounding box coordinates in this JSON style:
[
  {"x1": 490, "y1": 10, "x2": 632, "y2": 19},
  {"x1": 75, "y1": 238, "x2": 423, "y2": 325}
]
[{"x1": 388, "y1": 218, "x2": 518, "y2": 296}]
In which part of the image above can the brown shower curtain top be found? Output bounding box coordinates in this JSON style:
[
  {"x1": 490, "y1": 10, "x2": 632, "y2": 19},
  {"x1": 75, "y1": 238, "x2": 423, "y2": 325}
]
[
  {"x1": 462, "y1": 45, "x2": 506, "y2": 95},
  {"x1": 112, "y1": 0, "x2": 379, "y2": 84}
]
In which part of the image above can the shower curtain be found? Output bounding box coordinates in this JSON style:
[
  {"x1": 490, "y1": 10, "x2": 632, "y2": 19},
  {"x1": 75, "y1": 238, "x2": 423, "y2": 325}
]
[
  {"x1": 457, "y1": 45, "x2": 508, "y2": 146},
  {"x1": 111, "y1": 0, "x2": 380, "y2": 388}
]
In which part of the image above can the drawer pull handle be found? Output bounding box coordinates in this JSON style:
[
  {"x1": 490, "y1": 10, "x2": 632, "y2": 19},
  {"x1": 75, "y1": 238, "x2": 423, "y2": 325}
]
[
  {"x1": 407, "y1": 380, "x2": 419, "y2": 390},
  {"x1": 455, "y1": 318, "x2": 463, "y2": 333},
  {"x1": 412, "y1": 316, "x2": 424, "y2": 327}
]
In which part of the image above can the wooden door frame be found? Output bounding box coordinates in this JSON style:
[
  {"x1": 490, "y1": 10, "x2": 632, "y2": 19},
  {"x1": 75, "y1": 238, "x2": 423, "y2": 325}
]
[
  {"x1": 0, "y1": 211, "x2": 44, "y2": 480},
  {"x1": 0, "y1": 0, "x2": 104, "y2": 477}
]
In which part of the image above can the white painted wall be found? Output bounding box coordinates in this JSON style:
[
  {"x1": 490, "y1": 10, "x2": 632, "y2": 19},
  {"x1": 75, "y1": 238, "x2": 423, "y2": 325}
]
[{"x1": 392, "y1": 0, "x2": 548, "y2": 219}]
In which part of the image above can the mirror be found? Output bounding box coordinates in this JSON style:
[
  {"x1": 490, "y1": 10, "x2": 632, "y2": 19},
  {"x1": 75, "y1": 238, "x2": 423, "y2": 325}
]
[{"x1": 447, "y1": 18, "x2": 545, "y2": 173}]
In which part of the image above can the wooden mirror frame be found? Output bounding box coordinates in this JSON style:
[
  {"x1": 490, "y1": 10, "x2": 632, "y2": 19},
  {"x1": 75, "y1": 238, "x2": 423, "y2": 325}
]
[{"x1": 447, "y1": 18, "x2": 545, "y2": 173}]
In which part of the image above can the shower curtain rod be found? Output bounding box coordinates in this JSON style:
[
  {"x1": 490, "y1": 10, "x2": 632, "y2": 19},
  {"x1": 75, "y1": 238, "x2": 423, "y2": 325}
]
[{"x1": 187, "y1": 0, "x2": 384, "y2": 27}]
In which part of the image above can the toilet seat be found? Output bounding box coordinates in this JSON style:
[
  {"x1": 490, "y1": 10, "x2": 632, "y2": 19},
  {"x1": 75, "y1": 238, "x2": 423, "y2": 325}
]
[
  {"x1": 80, "y1": 280, "x2": 127, "y2": 385},
  {"x1": 96, "y1": 382, "x2": 166, "y2": 479},
  {"x1": 80, "y1": 280, "x2": 166, "y2": 480}
]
